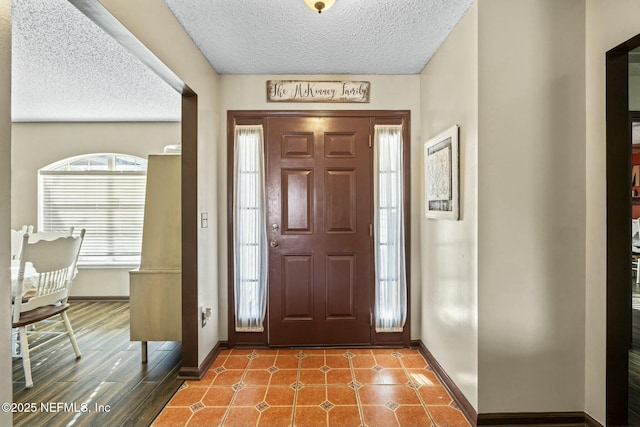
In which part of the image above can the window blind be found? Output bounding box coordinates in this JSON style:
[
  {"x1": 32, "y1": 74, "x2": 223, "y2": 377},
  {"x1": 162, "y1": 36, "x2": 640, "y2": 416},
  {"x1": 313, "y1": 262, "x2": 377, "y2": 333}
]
[{"x1": 39, "y1": 171, "x2": 146, "y2": 265}]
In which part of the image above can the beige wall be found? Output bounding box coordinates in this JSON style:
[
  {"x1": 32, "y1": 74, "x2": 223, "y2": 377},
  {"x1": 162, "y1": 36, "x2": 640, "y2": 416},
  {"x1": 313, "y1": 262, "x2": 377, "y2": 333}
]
[
  {"x1": 419, "y1": 2, "x2": 478, "y2": 409},
  {"x1": 218, "y1": 74, "x2": 422, "y2": 340},
  {"x1": 100, "y1": 0, "x2": 222, "y2": 365},
  {"x1": 0, "y1": 0, "x2": 12, "y2": 424},
  {"x1": 418, "y1": 0, "x2": 640, "y2": 420},
  {"x1": 420, "y1": 0, "x2": 593, "y2": 414},
  {"x1": 477, "y1": 0, "x2": 586, "y2": 414},
  {"x1": 585, "y1": 0, "x2": 640, "y2": 423},
  {"x1": 5, "y1": 2, "x2": 632, "y2": 421},
  {"x1": 11, "y1": 122, "x2": 180, "y2": 297}
]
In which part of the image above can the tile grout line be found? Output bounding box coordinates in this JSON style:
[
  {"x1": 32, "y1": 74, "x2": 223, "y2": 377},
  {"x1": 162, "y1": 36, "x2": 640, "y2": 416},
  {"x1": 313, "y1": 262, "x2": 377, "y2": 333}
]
[
  {"x1": 184, "y1": 406, "x2": 196, "y2": 427},
  {"x1": 290, "y1": 349, "x2": 302, "y2": 427},
  {"x1": 374, "y1": 351, "x2": 406, "y2": 427},
  {"x1": 324, "y1": 351, "x2": 329, "y2": 427},
  {"x1": 254, "y1": 350, "x2": 268, "y2": 427},
  {"x1": 172, "y1": 348, "x2": 456, "y2": 427},
  {"x1": 166, "y1": 352, "x2": 232, "y2": 427},
  {"x1": 349, "y1": 349, "x2": 367, "y2": 427},
  {"x1": 400, "y1": 354, "x2": 437, "y2": 427},
  {"x1": 218, "y1": 350, "x2": 254, "y2": 426},
  {"x1": 256, "y1": 349, "x2": 281, "y2": 427}
]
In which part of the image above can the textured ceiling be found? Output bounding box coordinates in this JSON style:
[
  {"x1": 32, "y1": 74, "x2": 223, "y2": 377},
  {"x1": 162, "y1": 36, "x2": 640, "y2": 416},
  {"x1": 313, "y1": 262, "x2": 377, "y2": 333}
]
[
  {"x1": 162, "y1": 0, "x2": 473, "y2": 74},
  {"x1": 12, "y1": 0, "x2": 473, "y2": 121},
  {"x1": 11, "y1": 0, "x2": 181, "y2": 122}
]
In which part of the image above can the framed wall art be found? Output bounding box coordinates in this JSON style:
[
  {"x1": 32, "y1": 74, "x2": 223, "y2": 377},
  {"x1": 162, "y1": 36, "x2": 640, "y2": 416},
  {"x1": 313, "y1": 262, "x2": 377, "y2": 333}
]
[{"x1": 424, "y1": 125, "x2": 459, "y2": 220}]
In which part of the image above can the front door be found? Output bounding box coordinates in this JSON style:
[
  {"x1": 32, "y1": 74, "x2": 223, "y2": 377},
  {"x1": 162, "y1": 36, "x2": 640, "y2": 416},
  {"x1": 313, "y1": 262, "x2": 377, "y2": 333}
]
[{"x1": 266, "y1": 116, "x2": 372, "y2": 345}]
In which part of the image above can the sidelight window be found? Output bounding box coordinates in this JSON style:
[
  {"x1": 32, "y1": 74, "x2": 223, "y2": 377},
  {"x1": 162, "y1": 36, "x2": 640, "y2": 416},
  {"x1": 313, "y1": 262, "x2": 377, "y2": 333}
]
[
  {"x1": 374, "y1": 125, "x2": 407, "y2": 332},
  {"x1": 233, "y1": 125, "x2": 268, "y2": 332}
]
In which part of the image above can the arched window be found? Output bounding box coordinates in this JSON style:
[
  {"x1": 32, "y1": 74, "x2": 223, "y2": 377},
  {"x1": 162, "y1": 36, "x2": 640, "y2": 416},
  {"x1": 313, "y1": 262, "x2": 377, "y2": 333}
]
[{"x1": 38, "y1": 153, "x2": 148, "y2": 266}]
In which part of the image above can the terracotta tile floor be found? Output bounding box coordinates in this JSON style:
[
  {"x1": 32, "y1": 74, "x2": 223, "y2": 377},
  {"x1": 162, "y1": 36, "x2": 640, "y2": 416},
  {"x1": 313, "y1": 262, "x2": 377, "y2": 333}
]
[{"x1": 152, "y1": 348, "x2": 471, "y2": 427}]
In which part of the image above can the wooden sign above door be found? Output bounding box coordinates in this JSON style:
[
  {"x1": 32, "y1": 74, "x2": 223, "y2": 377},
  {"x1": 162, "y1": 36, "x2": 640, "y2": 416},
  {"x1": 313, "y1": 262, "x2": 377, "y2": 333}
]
[{"x1": 266, "y1": 80, "x2": 370, "y2": 103}]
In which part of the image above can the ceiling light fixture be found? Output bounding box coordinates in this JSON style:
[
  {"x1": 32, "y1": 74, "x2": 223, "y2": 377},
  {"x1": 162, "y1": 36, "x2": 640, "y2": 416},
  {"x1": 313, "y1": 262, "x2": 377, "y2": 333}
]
[{"x1": 304, "y1": 0, "x2": 336, "y2": 14}]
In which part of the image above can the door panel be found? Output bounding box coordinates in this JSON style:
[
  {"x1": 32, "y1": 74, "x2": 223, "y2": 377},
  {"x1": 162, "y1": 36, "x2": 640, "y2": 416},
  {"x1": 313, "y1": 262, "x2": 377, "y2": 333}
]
[
  {"x1": 325, "y1": 254, "x2": 357, "y2": 319},
  {"x1": 283, "y1": 133, "x2": 314, "y2": 157},
  {"x1": 282, "y1": 255, "x2": 314, "y2": 320},
  {"x1": 325, "y1": 169, "x2": 357, "y2": 233},
  {"x1": 267, "y1": 116, "x2": 372, "y2": 345},
  {"x1": 282, "y1": 169, "x2": 313, "y2": 233},
  {"x1": 325, "y1": 133, "x2": 357, "y2": 157}
]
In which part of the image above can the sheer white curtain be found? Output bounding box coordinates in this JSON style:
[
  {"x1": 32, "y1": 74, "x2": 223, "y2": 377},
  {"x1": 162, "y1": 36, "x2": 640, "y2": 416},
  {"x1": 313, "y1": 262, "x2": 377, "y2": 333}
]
[
  {"x1": 374, "y1": 125, "x2": 407, "y2": 332},
  {"x1": 233, "y1": 125, "x2": 268, "y2": 332}
]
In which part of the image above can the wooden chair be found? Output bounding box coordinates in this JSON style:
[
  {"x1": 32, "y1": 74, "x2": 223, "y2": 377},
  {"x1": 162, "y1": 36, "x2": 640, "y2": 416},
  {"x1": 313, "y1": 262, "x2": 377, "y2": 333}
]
[
  {"x1": 11, "y1": 229, "x2": 85, "y2": 388},
  {"x1": 22, "y1": 227, "x2": 77, "y2": 339},
  {"x1": 10, "y1": 225, "x2": 33, "y2": 260},
  {"x1": 28, "y1": 226, "x2": 75, "y2": 243}
]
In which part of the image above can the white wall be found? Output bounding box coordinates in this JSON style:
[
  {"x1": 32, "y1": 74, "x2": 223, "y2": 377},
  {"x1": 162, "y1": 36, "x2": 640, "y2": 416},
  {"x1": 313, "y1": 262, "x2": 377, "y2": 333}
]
[
  {"x1": 100, "y1": 0, "x2": 222, "y2": 366},
  {"x1": 585, "y1": 0, "x2": 640, "y2": 423},
  {"x1": 218, "y1": 74, "x2": 422, "y2": 340},
  {"x1": 477, "y1": 0, "x2": 586, "y2": 413},
  {"x1": 11, "y1": 122, "x2": 179, "y2": 297},
  {"x1": 0, "y1": 0, "x2": 12, "y2": 425},
  {"x1": 419, "y1": 2, "x2": 478, "y2": 409}
]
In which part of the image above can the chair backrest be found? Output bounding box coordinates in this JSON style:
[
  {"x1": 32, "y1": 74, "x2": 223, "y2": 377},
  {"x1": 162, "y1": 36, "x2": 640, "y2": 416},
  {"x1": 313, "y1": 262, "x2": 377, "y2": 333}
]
[
  {"x1": 12, "y1": 229, "x2": 85, "y2": 323},
  {"x1": 10, "y1": 225, "x2": 34, "y2": 260},
  {"x1": 11, "y1": 229, "x2": 24, "y2": 260},
  {"x1": 28, "y1": 226, "x2": 75, "y2": 243}
]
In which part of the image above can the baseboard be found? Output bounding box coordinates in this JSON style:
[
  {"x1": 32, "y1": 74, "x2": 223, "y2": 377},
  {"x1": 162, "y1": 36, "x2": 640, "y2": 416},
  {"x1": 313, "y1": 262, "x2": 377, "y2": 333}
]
[
  {"x1": 584, "y1": 413, "x2": 604, "y2": 427},
  {"x1": 68, "y1": 296, "x2": 130, "y2": 301},
  {"x1": 411, "y1": 340, "x2": 605, "y2": 427},
  {"x1": 178, "y1": 340, "x2": 228, "y2": 380},
  {"x1": 477, "y1": 412, "x2": 603, "y2": 427},
  {"x1": 411, "y1": 340, "x2": 477, "y2": 427}
]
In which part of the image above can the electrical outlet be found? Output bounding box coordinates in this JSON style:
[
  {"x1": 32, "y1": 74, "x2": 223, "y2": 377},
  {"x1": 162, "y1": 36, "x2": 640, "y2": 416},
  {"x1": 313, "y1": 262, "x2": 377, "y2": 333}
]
[{"x1": 201, "y1": 306, "x2": 212, "y2": 327}]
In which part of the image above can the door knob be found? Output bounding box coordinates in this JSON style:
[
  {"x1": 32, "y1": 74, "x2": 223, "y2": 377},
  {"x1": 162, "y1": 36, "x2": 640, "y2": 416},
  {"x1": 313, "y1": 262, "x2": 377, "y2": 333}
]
[{"x1": 270, "y1": 240, "x2": 279, "y2": 248}]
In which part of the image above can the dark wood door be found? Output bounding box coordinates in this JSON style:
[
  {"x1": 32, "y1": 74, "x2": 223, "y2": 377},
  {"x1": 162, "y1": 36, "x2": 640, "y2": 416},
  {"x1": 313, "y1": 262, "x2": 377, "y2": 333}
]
[{"x1": 266, "y1": 116, "x2": 372, "y2": 345}]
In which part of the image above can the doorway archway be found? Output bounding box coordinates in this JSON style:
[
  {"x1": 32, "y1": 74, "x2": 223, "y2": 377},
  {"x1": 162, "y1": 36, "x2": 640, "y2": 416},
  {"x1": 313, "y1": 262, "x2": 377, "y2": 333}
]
[
  {"x1": 605, "y1": 31, "x2": 640, "y2": 426},
  {"x1": 68, "y1": 0, "x2": 200, "y2": 377}
]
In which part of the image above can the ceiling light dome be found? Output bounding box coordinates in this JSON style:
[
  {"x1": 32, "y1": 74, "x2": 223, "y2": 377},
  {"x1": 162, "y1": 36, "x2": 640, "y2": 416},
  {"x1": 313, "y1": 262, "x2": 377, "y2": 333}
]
[{"x1": 304, "y1": 0, "x2": 336, "y2": 14}]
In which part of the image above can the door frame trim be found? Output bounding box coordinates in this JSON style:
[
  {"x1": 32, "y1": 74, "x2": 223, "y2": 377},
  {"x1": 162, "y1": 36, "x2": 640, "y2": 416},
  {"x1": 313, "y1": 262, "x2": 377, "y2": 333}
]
[
  {"x1": 227, "y1": 110, "x2": 411, "y2": 348},
  {"x1": 67, "y1": 0, "x2": 200, "y2": 378},
  {"x1": 605, "y1": 32, "x2": 640, "y2": 425}
]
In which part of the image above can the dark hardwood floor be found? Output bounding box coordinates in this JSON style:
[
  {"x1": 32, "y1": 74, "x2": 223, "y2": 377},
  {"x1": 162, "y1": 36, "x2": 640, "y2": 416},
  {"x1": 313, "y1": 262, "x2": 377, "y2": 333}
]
[
  {"x1": 12, "y1": 300, "x2": 183, "y2": 427},
  {"x1": 631, "y1": 281, "x2": 640, "y2": 426}
]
